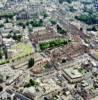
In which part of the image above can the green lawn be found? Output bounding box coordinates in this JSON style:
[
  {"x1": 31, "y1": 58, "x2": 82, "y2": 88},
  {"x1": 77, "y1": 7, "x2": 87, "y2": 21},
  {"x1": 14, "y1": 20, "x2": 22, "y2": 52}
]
[
  {"x1": 0, "y1": 43, "x2": 33, "y2": 65},
  {"x1": 0, "y1": 60, "x2": 9, "y2": 65},
  {"x1": 11, "y1": 43, "x2": 32, "y2": 60}
]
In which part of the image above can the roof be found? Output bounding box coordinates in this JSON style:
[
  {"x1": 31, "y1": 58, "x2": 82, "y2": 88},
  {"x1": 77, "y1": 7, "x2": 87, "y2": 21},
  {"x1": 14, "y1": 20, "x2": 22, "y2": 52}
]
[{"x1": 64, "y1": 68, "x2": 83, "y2": 79}]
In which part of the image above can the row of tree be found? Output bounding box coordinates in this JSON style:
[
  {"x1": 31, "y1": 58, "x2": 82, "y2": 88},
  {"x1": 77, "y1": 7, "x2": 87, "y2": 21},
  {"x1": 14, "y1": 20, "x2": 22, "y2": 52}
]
[{"x1": 75, "y1": 13, "x2": 97, "y2": 25}]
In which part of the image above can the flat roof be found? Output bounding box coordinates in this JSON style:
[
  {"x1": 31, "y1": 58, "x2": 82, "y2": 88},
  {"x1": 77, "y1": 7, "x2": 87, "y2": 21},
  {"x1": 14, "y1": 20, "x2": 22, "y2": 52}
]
[{"x1": 64, "y1": 68, "x2": 83, "y2": 79}]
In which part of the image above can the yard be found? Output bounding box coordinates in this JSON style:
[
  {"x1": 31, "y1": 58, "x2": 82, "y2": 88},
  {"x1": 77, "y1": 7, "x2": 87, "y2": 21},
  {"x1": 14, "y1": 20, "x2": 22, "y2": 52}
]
[{"x1": 11, "y1": 43, "x2": 33, "y2": 60}]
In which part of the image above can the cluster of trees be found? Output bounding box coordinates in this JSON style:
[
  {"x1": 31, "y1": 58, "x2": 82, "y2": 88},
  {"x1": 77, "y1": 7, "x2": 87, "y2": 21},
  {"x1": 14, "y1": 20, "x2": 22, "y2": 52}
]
[
  {"x1": 24, "y1": 79, "x2": 39, "y2": 88},
  {"x1": 28, "y1": 58, "x2": 34, "y2": 68},
  {"x1": 13, "y1": 34, "x2": 22, "y2": 42},
  {"x1": 7, "y1": 32, "x2": 22, "y2": 42},
  {"x1": 40, "y1": 39, "x2": 71, "y2": 50},
  {"x1": 75, "y1": 14, "x2": 97, "y2": 25},
  {"x1": 59, "y1": 0, "x2": 74, "y2": 4},
  {"x1": 87, "y1": 26, "x2": 97, "y2": 32},
  {"x1": 17, "y1": 22, "x2": 26, "y2": 29},
  {"x1": 0, "y1": 13, "x2": 15, "y2": 19},
  {"x1": 26, "y1": 19, "x2": 43, "y2": 27},
  {"x1": 69, "y1": 6, "x2": 76, "y2": 12},
  {"x1": 50, "y1": 19, "x2": 57, "y2": 25},
  {"x1": 41, "y1": 12, "x2": 48, "y2": 18},
  {"x1": 0, "y1": 24, "x2": 4, "y2": 28},
  {"x1": 57, "y1": 25, "x2": 67, "y2": 34},
  {"x1": 17, "y1": 19, "x2": 43, "y2": 28},
  {"x1": 30, "y1": 19, "x2": 43, "y2": 27}
]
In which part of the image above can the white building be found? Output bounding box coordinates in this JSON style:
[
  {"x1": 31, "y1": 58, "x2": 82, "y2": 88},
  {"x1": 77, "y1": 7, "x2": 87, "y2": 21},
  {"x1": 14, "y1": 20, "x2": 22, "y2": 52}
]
[{"x1": 63, "y1": 68, "x2": 83, "y2": 83}]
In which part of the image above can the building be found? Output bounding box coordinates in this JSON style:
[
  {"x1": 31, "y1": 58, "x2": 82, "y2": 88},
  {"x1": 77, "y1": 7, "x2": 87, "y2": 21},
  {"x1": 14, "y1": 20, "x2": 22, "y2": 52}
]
[
  {"x1": 31, "y1": 53, "x2": 51, "y2": 74},
  {"x1": 0, "y1": 89, "x2": 30, "y2": 100},
  {"x1": 63, "y1": 68, "x2": 83, "y2": 83},
  {"x1": 16, "y1": 9, "x2": 32, "y2": 20}
]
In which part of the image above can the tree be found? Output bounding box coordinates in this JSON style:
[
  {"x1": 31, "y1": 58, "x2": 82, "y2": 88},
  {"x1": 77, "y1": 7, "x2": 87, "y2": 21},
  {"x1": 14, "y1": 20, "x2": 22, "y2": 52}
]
[
  {"x1": 17, "y1": 22, "x2": 25, "y2": 28},
  {"x1": 42, "y1": 11, "x2": 48, "y2": 18},
  {"x1": 5, "y1": 18, "x2": 9, "y2": 23},
  {"x1": 17, "y1": 35, "x2": 22, "y2": 42},
  {"x1": 62, "y1": 59, "x2": 66, "y2": 63},
  {"x1": 0, "y1": 50, "x2": 2, "y2": 59},
  {"x1": 12, "y1": 33, "x2": 22, "y2": 42},
  {"x1": 92, "y1": 26, "x2": 97, "y2": 31},
  {"x1": 59, "y1": 0, "x2": 72, "y2": 4},
  {"x1": 28, "y1": 58, "x2": 34, "y2": 68},
  {"x1": 50, "y1": 20, "x2": 56, "y2": 25},
  {"x1": 29, "y1": 79, "x2": 35, "y2": 86},
  {"x1": 0, "y1": 24, "x2": 4, "y2": 28},
  {"x1": 0, "y1": 75, "x2": 3, "y2": 83},
  {"x1": 0, "y1": 86, "x2": 3, "y2": 92},
  {"x1": 43, "y1": 13, "x2": 48, "y2": 18},
  {"x1": 75, "y1": 14, "x2": 96, "y2": 25},
  {"x1": 39, "y1": 19, "x2": 43, "y2": 25},
  {"x1": 3, "y1": 46, "x2": 8, "y2": 59},
  {"x1": 57, "y1": 24, "x2": 67, "y2": 34}
]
